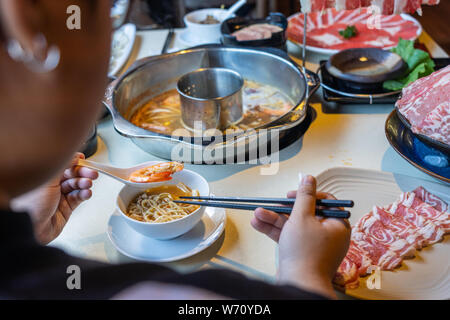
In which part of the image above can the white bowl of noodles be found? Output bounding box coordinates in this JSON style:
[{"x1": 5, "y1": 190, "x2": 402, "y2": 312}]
[{"x1": 116, "y1": 169, "x2": 209, "y2": 240}]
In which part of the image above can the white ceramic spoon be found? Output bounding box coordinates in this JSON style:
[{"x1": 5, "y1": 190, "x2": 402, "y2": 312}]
[
  {"x1": 222, "y1": 0, "x2": 247, "y2": 21},
  {"x1": 77, "y1": 159, "x2": 180, "y2": 189}
]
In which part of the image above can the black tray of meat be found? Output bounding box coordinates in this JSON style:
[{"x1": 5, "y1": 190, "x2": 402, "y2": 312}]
[
  {"x1": 395, "y1": 63, "x2": 450, "y2": 156},
  {"x1": 396, "y1": 110, "x2": 450, "y2": 156},
  {"x1": 385, "y1": 110, "x2": 449, "y2": 183},
  {"x1": 221, "y1": 12, "x2": 287, "y2": 51},
  {"x1": 320, "y1": 58, "x2": 450, "y2": 105}
]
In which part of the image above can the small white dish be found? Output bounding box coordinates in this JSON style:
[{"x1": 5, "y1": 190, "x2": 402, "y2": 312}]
[
  {"x1": 109, "y1": 23, "x2": 136, "y2": 77},
  {"x1": 183, "y1": 8, "x2": 235, "y2": 45},
  {"x1": 116, "y1": 169, "x2": 209, "y2": 240},
  {"x1": 107, "y1": 206, "x2": 226, "y2": 262}
]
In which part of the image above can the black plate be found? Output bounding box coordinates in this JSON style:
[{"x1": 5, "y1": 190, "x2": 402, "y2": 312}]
[
  {"x1": 320, "y1": 58, "x2": 450, "y2": 104},
  {"x1": 320, "y1": 60, "x2": 400, "y2": 104},
  {"x1": 326, "y1": 48, "x2": 407, "y2": 84},
  {"x1": 221, "y1": 13, "x2": 287, "y2": 51},
  {"x1": 385, "y1": 110, "x2": 449, "y2": 183}
]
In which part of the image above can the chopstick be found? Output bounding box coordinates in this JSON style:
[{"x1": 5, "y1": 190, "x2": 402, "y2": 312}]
[
  {"x1": 173, "y1": 200, "x2": 351, "y2": 219},
  {"x1": 179, "y1": 196, "x2": 354, "y2": 208},
  {"x1": 161, "y1": 28, "x2": 174, "y2": 54}
]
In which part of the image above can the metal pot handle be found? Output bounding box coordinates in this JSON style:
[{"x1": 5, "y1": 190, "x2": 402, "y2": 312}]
[
  {"x1": 302, "y1": 67, "x2": 321, "y2": 101},
  {"x1": 102, "y1": 77, "x2": 119, "y2": 114},
  {"x1": 101, "y1": 78, "x2": 149, "y2": 138}
]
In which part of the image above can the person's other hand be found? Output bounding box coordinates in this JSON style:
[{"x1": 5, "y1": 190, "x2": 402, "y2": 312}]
[
  {"x1": 250, "y1": 175, "x2": 351, "y2": 299},
  {"x1": 11, "y1": 153, "x2": 98, "y2": 245}
]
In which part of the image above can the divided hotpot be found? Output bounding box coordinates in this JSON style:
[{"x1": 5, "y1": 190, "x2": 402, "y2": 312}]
[{"x1": 103, "y1": 45, "x2": 319, "y2": 163}]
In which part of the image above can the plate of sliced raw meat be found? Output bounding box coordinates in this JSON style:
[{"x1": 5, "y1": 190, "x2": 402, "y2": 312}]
[
  {"x1": 287, "y1": 8, "x2": 422, "y2": 55},
  {"x1": 317, "y1": 167, "x2": 449, "y2": 299},
  {"x1": 299, "y1": 0, "x2": 440, "y2": 15}
]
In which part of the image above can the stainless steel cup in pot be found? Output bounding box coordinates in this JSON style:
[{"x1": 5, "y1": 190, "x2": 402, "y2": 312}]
[{"x1": 177, "y1": 68, "x2": 244, "y2": 131}]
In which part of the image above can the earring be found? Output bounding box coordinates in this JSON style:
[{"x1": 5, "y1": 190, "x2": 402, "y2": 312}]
[{"x1": 6, "y1": 33, "x2": 60, "y2": 73}]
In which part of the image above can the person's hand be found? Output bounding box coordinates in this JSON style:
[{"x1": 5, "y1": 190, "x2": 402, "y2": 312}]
[
  {"x1": 250, "y1": 175, "x2": 351, "y2": 299},
  {"x1": 11, "y1": 153, "x2": 98, "y2": 245}
]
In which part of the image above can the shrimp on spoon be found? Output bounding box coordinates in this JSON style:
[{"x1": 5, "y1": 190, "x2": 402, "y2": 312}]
[
  {"x1": 76, "y1": 159, "x2": 184, "y2": 188},
  {"x1": 128, "y1": 161, "x2": 184, "y2": 183}
]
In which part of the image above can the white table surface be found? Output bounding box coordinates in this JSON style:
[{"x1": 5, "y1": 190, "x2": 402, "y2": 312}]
[{"x1": 51, "y1": 27, "x2": 449, "y2": 296}]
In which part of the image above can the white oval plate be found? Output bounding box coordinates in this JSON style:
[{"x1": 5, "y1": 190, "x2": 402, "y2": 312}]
[
  {"x1": 288, "y1": 14, "x2": 422, "y2": 56},
  {"x1": 107, "y1": 206, "x2": 226, "y2": 262},
  {"x1": 108, "y1": 23, "x2": 136, "y2": 77},
  {"x1": 316, "y1": 167, "x2": 449, "y2": 300}
]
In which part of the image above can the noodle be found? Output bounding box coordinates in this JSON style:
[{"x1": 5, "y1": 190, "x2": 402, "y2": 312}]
[{"x1": 126, "y1": 183, "x2": 200, "y2": 223}]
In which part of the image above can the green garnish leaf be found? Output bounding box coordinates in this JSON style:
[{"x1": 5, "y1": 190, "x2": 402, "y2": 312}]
[
  {"x1": 339, "y1": 26, "x2": 358, "y2": 39},
  {"x1": 383, "y1": 38, "x2": 435, "y2": 91}
]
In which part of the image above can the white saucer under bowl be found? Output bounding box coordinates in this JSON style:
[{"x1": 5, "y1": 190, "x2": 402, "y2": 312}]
[
  {"x1": 107, "y1": 206, "x2": 226, "y2": 262},
  {"x1": 178, "y1": 29, "x2": 221, "y2": 47}
]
